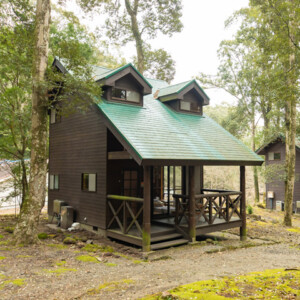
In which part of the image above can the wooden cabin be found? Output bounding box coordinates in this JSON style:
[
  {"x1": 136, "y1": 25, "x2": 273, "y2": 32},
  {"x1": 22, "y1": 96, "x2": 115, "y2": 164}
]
[
  {"x1": 48, "y1": 59, "x2": 263, "y2": 251},
  {"x1": 256, "y1": 135, "x2": 300, "y2": 212}
]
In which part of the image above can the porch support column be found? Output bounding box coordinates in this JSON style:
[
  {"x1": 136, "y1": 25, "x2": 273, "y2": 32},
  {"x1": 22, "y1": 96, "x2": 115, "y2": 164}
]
[
  {"x1": 143, "y1": 165, "x2": 151, "y2": 252},
  {"x1": 200, "y1": 165, "x2": 204, "y2": 193},
  {"x1": 188, "y1": 166, "x2": 196, "y2": 242},
  {"x1": 240, "y1": 166, "x2": 246, "y2": 241}
]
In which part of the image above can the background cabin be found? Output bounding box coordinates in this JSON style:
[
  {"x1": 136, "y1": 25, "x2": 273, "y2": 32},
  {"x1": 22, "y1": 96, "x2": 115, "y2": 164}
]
[
  {"x1": 256, "y1": 136, "x2": 300, "y2": 212},
  {"x1": 48, "y1": 59, "x2": 263, "y2": 251}
]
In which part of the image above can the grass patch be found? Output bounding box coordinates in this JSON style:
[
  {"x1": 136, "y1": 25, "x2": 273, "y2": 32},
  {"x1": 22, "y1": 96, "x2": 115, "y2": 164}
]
[
  {"x1": 76, "y1": 255, "x2": 100, "y2": 263},
  {"x1": 37, "y1": 233, "x2": 49, "y2": 240},
  {"x1": 0, "y1": 235, "x2": 3, "y2": 239},
  {"x1": 43, "y1": 267, "x2": 77, "y2": 276},
  {"x1": 88, "y1": 279, "x2": 134, "y2": 295},
  {"x1": 287, "y1": 227, "x2": 300, "y2": 234},
  {"x1": 105, "y1": 263, "x2": 117, "y2": 267},
  {"x1": 142, "y1": 268, "x2": 300, "y2": 299},
  {"x1": 55, "y1": 261, "x2": 66, "y2": 266},
  {"x1": 47, "y1": 243, "x2": 68, "y2": 250},
  {"x1": 82, "y1": 244, "x2": 114, "y2": 253},
  {"x1": 0, "y1": 256, "x2": 6, "y2": 260},
  {"x1": 0, "y1": 278, "x2": 25, "y2": 290}
]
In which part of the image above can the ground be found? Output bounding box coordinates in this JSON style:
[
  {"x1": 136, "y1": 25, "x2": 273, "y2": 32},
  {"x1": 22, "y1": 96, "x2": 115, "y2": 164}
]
[{"x1": 0, "y1": 207, "x2": 299, "y2": 300}]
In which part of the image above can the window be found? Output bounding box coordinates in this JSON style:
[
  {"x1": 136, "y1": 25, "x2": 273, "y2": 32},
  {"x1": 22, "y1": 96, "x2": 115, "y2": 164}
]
[
  {"x1": 269, "y1": 152, "x2": 281, "y2": 161},
  {"x1": 123, "y1": 170, "x2": 138, "y2": 197},
  {"x1": 50, "y1": 109, "x2": 56, "y2": 124},
  {"x1": 49, "y1": 174, "x2": 59, "y2": 190},
  {"x1": 112, "y1": 88, "x2": 140, "y2": 103},
  {"x1": 82, "y1": 173, "x2": 96, "y2": 192},
  {"x1": 180, "y1": 100, "x2": 201, "y2": 113}
]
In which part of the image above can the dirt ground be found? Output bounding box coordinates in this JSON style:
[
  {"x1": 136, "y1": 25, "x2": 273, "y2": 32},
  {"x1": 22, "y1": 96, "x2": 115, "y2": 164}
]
[{"x1": 0, "y1": 207, "x2": 299, "y2": 300}]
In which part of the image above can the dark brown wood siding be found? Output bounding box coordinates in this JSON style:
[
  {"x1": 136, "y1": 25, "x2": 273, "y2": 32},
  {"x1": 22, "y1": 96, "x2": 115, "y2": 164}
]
[
  {"x1": 265, "y1": 141, "x2": 300, "y2": 209},
  {"x1": 48, "y1": 104, "x2": 107, "y2": 229}
]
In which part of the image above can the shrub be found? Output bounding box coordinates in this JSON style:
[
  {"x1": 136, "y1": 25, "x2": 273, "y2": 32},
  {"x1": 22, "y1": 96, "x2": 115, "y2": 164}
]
[{"x1": 247, "y1": 205, "x2": 253, "y2": 215}]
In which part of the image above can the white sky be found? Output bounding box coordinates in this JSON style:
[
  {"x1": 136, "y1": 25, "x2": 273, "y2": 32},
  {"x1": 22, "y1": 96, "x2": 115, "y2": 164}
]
[{"x1": 64, "y1": 0, "x2": 250, "y2": 106}]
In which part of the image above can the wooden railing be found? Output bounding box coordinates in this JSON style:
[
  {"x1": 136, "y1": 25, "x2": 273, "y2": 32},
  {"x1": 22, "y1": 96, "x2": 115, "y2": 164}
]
[
  {"x1": 173, "y1": 190, "x2": 242, "y2": 226},
  {"x1": 107, "y1": 195, "x2": 144, "y2": 236}
]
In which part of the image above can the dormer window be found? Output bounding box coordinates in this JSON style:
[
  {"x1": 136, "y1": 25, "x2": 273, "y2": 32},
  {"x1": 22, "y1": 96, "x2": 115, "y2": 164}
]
[
  {"x1": 180, "y1": 100, "x2": 201, "y2": 113},
  {"x1": 112, "y1": 87, "x2": 140, "y2": 103}
]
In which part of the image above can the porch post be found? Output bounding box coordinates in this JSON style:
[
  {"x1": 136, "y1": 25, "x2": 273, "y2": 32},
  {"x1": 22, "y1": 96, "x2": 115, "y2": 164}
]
[
  {"x1": 199, "y1": 165, "x2": 204, "y2": 193},
  {"x1": 240, "y1": 166, "x2": 246, "y2": 241},
  {"x1": 143, "y1": 165, "x2": 151, "y2": 251},
  {"x1": 188, "y1": 166, "x2": 196, "y2": 242}
]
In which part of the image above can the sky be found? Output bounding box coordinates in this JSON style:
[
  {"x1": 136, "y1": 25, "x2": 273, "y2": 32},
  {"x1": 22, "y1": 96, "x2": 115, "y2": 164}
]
[{"x1": 65, "y1": 0, "x2": 250, "y2": 106}]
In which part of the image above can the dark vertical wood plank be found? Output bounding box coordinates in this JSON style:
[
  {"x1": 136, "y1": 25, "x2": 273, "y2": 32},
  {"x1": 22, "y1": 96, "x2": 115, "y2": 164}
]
[
  {"x1": 143, "y1": 165, "x2": 151, "y2": 251},
  {"x1": 182, "y1": 166, "x2": 186, "y2": 195},
  {"x1": 199, "y1": 165, "x2": 204, "y2": 193},
  {"x1": 167, "y1": 166, "x2": 170, "y2": 214},
  {"x1": 188, "y1": 166, "x2": 196, "y2": 242},
  {"x1": 240, "y1": 166, "x2": 246, "y2": 241}
]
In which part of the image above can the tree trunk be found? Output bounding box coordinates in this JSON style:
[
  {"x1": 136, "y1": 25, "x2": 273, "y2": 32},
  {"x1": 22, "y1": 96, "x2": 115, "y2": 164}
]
[
  {"x1": 284, "y1": 0, "x2": 297, "y2": 227},
  {"x1": 251, "y1": 112, "x2": 259, "y2": 202},
  {"x1": 20, "y1": 158, "x2": 29, "y2": 208},
  {"x1": 124, "y1": 0, "x2": 144, "y2": 74},
  {"x1": 14, "y1": 0, "x2": 51, "y2": 244}
]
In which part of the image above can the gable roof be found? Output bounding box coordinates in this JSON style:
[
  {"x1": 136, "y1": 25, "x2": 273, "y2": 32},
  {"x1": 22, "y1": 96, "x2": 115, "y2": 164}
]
[
  {"x1": 98, "y1": 78, "x2": 263, "y2": 166},
  {"x1": 256, "y1": 134, "x2": 300, "y2": 155},
  {"x1": 94, "y1": 63, "x2": 153, "y2": 89},
  {"x1": 157, "y1": 79, "x2": 210, "y2": 105}
]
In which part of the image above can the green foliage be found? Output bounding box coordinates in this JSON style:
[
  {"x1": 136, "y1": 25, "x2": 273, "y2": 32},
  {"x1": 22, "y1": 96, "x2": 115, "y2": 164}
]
[{"x1": 247, "y1": 205, "x2": 253, "y2": 215}]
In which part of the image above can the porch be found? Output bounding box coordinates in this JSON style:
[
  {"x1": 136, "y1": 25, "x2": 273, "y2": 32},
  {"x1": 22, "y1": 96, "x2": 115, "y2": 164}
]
[{"x1": 106, "y1": 166, "x2": 246, "y2": 251}]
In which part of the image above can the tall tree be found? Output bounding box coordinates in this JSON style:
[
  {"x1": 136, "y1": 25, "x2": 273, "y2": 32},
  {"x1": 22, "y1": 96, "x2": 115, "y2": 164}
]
[
  {"x1": 78, "y1": 0, "x2": 183, "y2": 80},
  {"x1": 13, "y1": 0, "x2": 51, "y2": 244},
  {"x1": 250, "y1": 0, "x2": 299, "y2": 226}
]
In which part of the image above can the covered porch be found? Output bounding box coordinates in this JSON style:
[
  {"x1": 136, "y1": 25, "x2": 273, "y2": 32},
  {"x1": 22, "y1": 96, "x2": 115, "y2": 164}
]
[{"x1": 106, "y1": 163, "x2": 247, "y2": 251}]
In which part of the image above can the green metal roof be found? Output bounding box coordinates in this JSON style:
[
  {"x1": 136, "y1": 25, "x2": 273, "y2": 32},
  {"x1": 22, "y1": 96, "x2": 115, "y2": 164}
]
[
  {"x1": 157, "y1": 79, "x2": 210, "y2": 102},
  {"x1": 93, "y1": 63, "x2": 153, "y2": 88},
  {"x1": 97, "y1": 79, "x2": 263, "y2": 165}
]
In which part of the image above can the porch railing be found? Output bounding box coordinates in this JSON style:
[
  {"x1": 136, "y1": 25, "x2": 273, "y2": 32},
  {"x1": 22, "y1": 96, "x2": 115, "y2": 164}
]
[
  {"x1": 107, "y1": 195, "x2": 144, "y2": 236},
  {"x1": 173, "y1": 190, "x2": 242, "y2": 226}
]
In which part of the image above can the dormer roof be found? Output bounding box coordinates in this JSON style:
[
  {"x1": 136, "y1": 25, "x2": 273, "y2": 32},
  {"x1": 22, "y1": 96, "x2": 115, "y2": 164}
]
[
  {"x1": 94, "y1": 63, "x2": 152, "y2": 95},
  {"x1": 157, "y1": 79, "x2": 210, "y2": 105}
]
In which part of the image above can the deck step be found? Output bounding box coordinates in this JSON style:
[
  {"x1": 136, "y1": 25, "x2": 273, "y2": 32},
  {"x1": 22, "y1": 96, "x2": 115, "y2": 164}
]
[
  {"x1": 151, "y1": 238, "x2": 189, "y2": 250},
  {"x1": 151, "y1": 232, "x2": 183, "y2": 243},
  {"x1": 151, "y1": 228, "x2": 177, "y2": 238}
]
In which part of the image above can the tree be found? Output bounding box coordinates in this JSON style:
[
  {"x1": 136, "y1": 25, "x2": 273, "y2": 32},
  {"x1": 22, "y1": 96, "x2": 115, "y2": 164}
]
[
  {"x1": 78, "y1": 0, "x2": 183, "y2": 80},
  {"x1": 249, "y1": 0, "x2": 299, "y2": 226},
  {"x1": 13, "y1": 0, "x2": 51, "y2": 244}
]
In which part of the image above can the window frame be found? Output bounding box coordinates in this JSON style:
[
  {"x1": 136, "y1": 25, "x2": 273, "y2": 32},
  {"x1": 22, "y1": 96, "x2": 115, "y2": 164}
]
[
  {"x1": 111, "y1": 87, "x2": 141, "y2": 104},
  {"x1": 179, "y1": 100, "x2": 202, "y2": 114},
  {"x1": 81, "y1": 173, "x2": 97, "y2": 192}
]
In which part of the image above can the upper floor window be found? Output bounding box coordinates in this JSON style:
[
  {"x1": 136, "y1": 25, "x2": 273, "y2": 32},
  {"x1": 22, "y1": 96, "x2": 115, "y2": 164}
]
[
  {"x1": 269, "y1": 152, "x2": 281, "y2": 161},
  {"x1": 82, "y1": 173, "x2": 97, "y2": 192},
  {"x1": 50, "y1": 108, "x2": 61, "y2": 124},
  {"x1": 180, "y1": 100, "x2": 201, "y2": 113},
  {"x1": 112, "y1": 88, "x2": 140, "y2": 103},
  {"x1": 49, "y1": 174, "x2": 59, "y2": 190}
]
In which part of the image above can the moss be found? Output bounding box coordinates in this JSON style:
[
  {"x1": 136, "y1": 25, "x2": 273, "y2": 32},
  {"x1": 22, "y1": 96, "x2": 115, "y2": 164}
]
[
  {"x1": 0, "y1": 278, "x2": 26, "y2": 290},
  {"x1": 76, "y1": 255, "x2": 100, "y2": 263},
  {"x1": 287, "y1": 227, "x2": 300, "y2": 234},
  {"x1": 47, "y1": 243, "x2": 68, "y2": 249},
  {"x1": 142, "y1": 268, "x2": 300, "y2": 299},
  {"x1": 0, "y1": 234, "x2": 3, "y2": 239},
  {"x1": 4, "y1": 227, "x2": 14, "y2": 234},
  {"x1": 63, "y1": 237, "x2": 77, "y2": 244},
  {"x1": 43, "y1": 267, "x2": 77, "y2": 275},
  {"x1": 88, "y1": 279, "x2": 134, "y2": 294},
  {"x1": 0, "y1": 256, "x2": 6, "y2": 260},
  {"x1": 37, "y1": 233, "x2": 49, "y2": 240},
  {"x1": 82, "y1": 244, "x2": 114, "y2": 253},
  {"x1": 151, "y1": 255, "x2": 173, "y2": 262},
  {"x1": 55, "y1": 261, "x2": 66, "y2": 266},
  {"x1": 105, "y1": 263, "x2": 117, "y2": 267}
]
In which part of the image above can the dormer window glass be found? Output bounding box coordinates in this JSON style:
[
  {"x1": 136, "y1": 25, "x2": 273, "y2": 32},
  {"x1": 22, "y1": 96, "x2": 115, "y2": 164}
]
[
  {"x1": 180, "y1": 100, "x2": 201, "y2": 113},
  {"x1": 112, "y1": 87, "x2": 140, "y2": 103}
]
